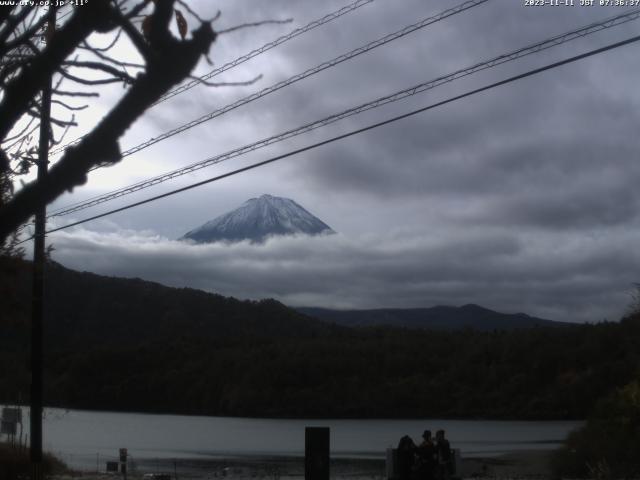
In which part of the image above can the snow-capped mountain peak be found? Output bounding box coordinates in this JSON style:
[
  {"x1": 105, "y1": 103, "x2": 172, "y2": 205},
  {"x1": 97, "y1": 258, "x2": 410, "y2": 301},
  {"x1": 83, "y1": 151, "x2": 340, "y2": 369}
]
[{"x1": 180, "y1": 194, "x2": 335, "y2": 244}]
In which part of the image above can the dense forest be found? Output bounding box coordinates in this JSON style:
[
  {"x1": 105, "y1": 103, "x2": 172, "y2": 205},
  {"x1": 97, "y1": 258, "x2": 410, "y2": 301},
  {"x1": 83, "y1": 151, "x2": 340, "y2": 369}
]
[
  {"x1": 297, "y1": 305, "x2": 569, "y2": 330},
  {"x1": 1, "y1": 260, "x2": 639, "y2": 420}
]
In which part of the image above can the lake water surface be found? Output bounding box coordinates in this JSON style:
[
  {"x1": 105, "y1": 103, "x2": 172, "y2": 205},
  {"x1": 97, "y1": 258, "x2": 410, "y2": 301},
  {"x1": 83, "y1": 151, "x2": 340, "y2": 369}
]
[{"x1": 10, "y1": 407, "x2": 582, "y2": 471}]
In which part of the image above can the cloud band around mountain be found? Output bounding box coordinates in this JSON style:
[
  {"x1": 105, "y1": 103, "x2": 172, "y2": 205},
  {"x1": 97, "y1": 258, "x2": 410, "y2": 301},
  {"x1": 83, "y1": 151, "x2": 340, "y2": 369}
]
[{"x1": 48, "y1": 223, "x2": 640, "y2": 323}]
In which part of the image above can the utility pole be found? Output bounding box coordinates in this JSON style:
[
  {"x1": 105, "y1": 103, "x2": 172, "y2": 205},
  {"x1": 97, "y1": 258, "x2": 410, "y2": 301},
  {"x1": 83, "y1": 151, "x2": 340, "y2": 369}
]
[{"x1": 30, "y1": 5, "x2": 55, "y2": 480}]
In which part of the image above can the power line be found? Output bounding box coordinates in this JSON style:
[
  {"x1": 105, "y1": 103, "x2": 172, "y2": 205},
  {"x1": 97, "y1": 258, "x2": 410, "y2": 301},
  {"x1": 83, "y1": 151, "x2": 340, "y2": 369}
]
[
  {"x1": 119, "y1": 0, "x2": 489, "y2": 158},
  {"x1": 57, "y1": 7, "x2": 73, "y2": 22},
  {"x1": 49, "y1": 0, "x2": 490, "y2": 161},
  {"x1": 46, "y1": 7, "x2": 640, "y2": 219},
  {"x1": 49, "y1": 0, "x2": 375, "y2": 156},
  {"x1": 26, "y1": 32, "x2": 640, "y2": 242},
  {"x1": 47, "y1": 0, "x2": 492, "y2": 216},
  {"x1": 153, "y1": 0, "x2": 375, "y2": 106}
]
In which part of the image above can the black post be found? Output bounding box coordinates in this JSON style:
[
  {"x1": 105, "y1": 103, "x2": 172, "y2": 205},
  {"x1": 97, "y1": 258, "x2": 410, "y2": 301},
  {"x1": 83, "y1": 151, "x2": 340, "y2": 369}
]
[
  {"x1": 30, "y1": 6, "x2": 55, "y2": 480},
  {"x1": 305, "y1": 427, "x2": 330, "y2": 480},
  {"x1": 120, "y1": 448, "x2": 128, "y2": 480}
]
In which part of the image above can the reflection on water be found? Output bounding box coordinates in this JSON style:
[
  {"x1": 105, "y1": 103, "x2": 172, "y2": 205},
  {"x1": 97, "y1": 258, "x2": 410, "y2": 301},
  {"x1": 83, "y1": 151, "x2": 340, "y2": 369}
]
[{"x1": 10, "y1": 407, "x2": 582, "y2": 471}]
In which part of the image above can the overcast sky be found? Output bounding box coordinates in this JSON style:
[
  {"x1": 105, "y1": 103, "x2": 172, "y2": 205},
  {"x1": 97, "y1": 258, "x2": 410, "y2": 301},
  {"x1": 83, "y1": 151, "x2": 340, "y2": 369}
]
[{"x1": 34, "y1": 0, "x2": 640, "y2": 322}]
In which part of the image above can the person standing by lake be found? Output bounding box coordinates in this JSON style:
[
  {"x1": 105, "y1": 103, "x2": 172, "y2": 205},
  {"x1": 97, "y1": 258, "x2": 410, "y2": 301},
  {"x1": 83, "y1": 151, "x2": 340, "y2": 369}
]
[
  {"x1": 397, "y1": 435, "x2": 416, "y2": 480},
  {"x1": 435, "y1": 430, "x2": 453, "y2": 480},
  {"x1": 416, "y1": 430, "x2": 436, "y2": 480}
]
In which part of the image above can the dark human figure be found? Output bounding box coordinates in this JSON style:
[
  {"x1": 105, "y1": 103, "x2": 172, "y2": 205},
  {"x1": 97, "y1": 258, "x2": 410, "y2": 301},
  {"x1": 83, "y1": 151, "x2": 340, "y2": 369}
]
[
  {"x1": 435, "y1": 430, "x2": 453, "y2": 480},
  {"x1": 397, "y1": 435, "x2": 416, "y2": 480},
  {"x1": 415, "y1": 430, "x2": 436, "y2": 480}
]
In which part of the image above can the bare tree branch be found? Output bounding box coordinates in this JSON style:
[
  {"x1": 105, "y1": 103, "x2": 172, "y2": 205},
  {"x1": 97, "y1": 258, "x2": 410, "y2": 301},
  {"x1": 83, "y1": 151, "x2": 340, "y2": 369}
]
[
  {"x1": 3, "y1": 124, "x2": 39, "y2": 153},
  {"x1": 51, "y1": 120, "x2": 75, "y2": 146},
  {"x1": 81, "y1": 41, "x2": 145, "y2": 69},
  {"x1": 176, "y1": 0, "x2": 205, "y2": 24},
  {"x1": 112, "y1": 6, "x2": 154, "y2": 63},
  {"x1": 0, "y1": 5, "x2": 218, "y2": 240},
  {"x1": 0, "y1": 1, "x2": 116, "y2": 141},
  {"x1": 52, "y1": 89, "x2": 100, "y2": 97},
  {"x1": 217, "y1": 18, "x2": 293, "y2": 35},
  {"x1": 46, "y1": 115, "x2": 77, "y2": 129},
  {"x1": 51, "y1": 99, "x2": 89, "y2": 111},
  {"x1": 1, "y1": 14, "x2": 49, "y2": 57},
  {"x1": 124, "y1": 0, "x2": 153, "y2": 20},
  {"x1": 81, "y1": 27, "x2": 123, "y2": 52},
  {"x1": 0, "y1": 6, "x2": 33, "y2": 46},
  {"x1": 0, "y1": 6, "x2": 18, "y2": 30},
  {"x1": 58, "y1": 68, "x2": 131, "y2": 85},
  {"x1": 2, "y1": 115, "x2": 37, "y2": 144},
  {"x1": 61, "y1": 60, "x2": 137, "y2": 83},
  {"x1": 189, "y1": 73, "x2": 263, "y2": 88}
]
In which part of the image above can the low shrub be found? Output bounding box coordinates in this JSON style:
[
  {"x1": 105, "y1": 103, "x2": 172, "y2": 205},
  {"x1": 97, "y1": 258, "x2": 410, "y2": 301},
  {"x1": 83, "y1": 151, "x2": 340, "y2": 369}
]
[
  {"x1": 0, "y1": 442, "x2": 69, "y2": 479},
  {"x1": 551, "y1": 378, "x2": 640, "y2": 479}
]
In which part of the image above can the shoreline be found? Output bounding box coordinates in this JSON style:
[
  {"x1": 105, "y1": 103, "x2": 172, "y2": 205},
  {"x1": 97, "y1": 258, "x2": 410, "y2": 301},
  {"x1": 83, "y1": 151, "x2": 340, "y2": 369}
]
[
  {"x1": 5, "y1": 403, "x2": 584, "y2": 422},
  {"x1": 458, "y1": 449, "x2": 553, "y2": 478},
  {"x1": 50, "y1": 449, "x2": 555, "y2": 480}
]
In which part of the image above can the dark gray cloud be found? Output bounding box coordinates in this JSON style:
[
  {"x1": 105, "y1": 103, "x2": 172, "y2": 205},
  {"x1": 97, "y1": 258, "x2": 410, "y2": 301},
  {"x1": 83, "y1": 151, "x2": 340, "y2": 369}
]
[
  {"x1": 48, "y1": 225, "x2": 639, "y2": 323},
  {"x1": 41, "y1": 0, "x2": 640, "y2": 323}
]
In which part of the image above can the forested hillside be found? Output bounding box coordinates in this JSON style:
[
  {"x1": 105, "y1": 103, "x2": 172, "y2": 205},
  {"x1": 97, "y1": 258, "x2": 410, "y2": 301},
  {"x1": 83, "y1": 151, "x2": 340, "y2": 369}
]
[
  {"x1": 1, "y1": 260, "x2": 639, "y2": 419},
  {"x1": 297, "y1": 305, "x2": 569, "y2": 330}
]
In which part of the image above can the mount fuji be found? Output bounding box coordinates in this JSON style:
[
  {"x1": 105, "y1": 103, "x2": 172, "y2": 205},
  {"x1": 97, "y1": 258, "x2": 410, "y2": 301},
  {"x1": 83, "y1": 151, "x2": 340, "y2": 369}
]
[{"x1": 180, "y1": 194, "x2": 335, "y2": 244}]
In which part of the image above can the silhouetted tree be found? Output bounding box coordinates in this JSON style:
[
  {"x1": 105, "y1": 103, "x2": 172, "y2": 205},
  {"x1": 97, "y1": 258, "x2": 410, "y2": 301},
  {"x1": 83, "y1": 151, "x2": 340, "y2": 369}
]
[{"x1": 0, "y1": 0, "x2": 220, "y2": 242}]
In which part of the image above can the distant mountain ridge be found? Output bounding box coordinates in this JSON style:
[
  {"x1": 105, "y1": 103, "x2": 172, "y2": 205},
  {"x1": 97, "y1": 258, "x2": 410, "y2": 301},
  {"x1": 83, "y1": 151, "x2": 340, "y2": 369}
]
[
  {"x1": 39, "y1": 262, "x2": 331, "y2": 349},
  {"x1": 3, "y1": 259, "x2": 638, "y2": 420},
  {"x1": 297, "y1": 304, "x2": 570, "y2": 331},
  {"x1": 180, "y1": 194, "x2": 335, "y2": 244}
]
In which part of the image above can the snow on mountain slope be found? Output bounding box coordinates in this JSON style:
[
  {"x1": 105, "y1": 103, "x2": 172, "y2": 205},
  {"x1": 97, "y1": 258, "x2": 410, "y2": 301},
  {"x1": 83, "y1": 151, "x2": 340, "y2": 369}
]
[{"x1": 180, "y1": 194, "x2": 335, "y2": 244}]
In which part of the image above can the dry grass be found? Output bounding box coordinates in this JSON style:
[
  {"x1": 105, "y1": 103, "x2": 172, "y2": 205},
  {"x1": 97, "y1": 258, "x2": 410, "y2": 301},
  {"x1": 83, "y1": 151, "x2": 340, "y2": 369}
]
[{"x1": 0, "y1": 442, "x2": 70, "y2": 479}]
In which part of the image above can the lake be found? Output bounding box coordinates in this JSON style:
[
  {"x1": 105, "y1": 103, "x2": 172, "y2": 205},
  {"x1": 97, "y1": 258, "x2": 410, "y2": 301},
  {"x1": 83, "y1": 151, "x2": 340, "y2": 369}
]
[{"x1": 1, "y1": 407, "x2": 582, "y2": 472}]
